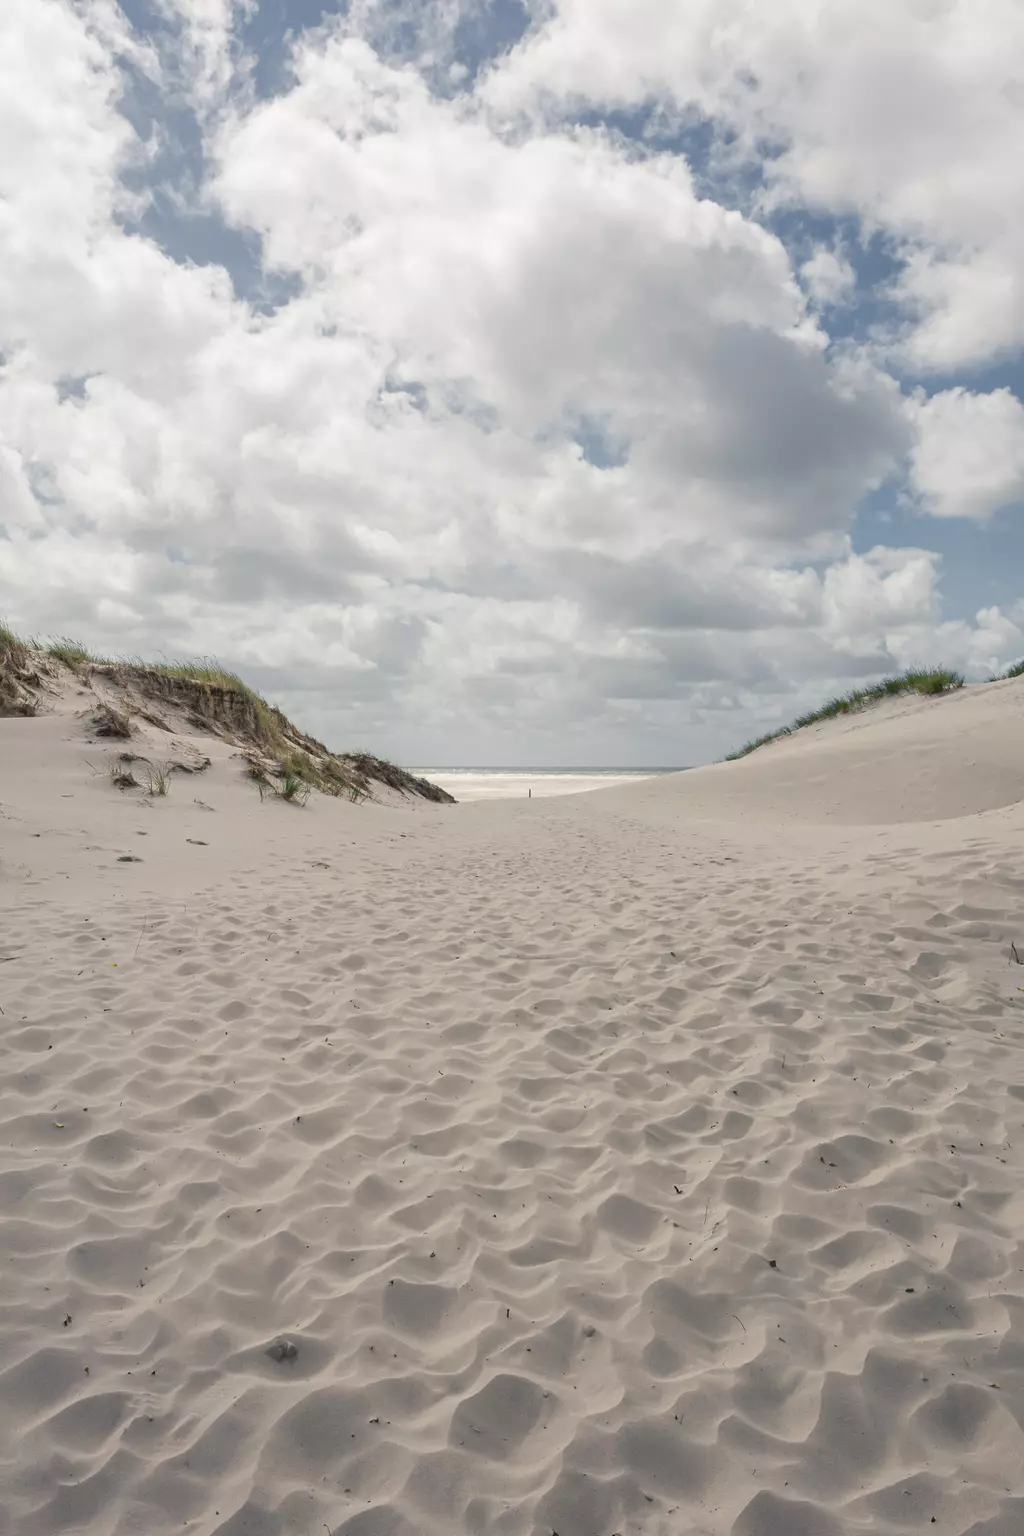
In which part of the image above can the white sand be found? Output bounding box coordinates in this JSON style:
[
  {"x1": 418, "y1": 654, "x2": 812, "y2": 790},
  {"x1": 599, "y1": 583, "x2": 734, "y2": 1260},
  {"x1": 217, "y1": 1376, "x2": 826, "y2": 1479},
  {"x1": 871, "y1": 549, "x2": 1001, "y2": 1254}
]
[
  {"x1": 407, "y1": 772, "x2": 665, "y2": 802},
  {"x1": 2, "y1": 678, "x2": 1024, "y2": 1535}
]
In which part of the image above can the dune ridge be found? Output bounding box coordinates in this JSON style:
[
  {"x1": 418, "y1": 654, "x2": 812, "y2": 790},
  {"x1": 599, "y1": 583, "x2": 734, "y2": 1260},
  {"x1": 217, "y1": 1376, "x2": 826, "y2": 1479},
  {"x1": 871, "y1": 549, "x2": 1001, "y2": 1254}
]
[
  {"x1": 0, "y1": 632, "x2": 454, "y2": 805},
  {"x1": 2, "y1": 674, "x2": 1024, "y2": 1534}
]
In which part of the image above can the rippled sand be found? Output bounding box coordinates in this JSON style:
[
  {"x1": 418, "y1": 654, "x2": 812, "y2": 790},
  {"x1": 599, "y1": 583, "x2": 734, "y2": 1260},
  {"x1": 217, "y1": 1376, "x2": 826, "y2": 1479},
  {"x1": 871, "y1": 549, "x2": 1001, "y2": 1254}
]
[{"x1": 2, "y1": 679, "x2": 1024, "y2": 1535}]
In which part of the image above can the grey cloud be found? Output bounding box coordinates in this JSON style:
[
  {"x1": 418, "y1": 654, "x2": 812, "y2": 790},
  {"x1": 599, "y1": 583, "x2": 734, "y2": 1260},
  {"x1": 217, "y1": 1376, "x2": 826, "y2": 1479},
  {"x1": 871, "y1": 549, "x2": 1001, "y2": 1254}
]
[
  {"x1": 637, "y1": 326, "x2": 910, "y2": 535},
  {"x1": 545, "y1": 548, "x2": 814, "y2": 632},
  {"x1": 438, "y1": 547, "x2": 816, "y2": 633},
  {"x1": 209, "y1": 545, "x2": 364, "y2": 605},
  {"x1": 361, "y1": 613, "x2": 431, "y2": 674}
]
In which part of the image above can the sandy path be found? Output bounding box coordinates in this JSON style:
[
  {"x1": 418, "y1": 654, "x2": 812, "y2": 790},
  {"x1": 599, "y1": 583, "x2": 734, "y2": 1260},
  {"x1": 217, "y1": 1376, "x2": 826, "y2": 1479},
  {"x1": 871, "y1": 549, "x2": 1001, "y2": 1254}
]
[{"x1": 3, "y1": 689, "x2": 1024, "y2": 1534}]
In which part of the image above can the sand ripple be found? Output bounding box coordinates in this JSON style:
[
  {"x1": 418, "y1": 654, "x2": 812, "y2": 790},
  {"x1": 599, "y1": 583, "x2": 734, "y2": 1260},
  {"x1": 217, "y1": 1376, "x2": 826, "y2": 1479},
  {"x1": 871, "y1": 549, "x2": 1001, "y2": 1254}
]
[{"x1": 2, "y1": 801, "x2": 1024, "y2": 1534}]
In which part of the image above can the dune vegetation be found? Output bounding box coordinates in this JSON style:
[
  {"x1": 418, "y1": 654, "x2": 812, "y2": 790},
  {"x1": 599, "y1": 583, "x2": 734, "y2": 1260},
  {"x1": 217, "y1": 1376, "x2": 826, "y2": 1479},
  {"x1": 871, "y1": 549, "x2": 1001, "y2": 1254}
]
[
  {"x1": 0, "y1": 622, "x2": 454, "y2": 803},
  {"x1": 725, "y1": 667, "x2": 966, "y2": 761}
]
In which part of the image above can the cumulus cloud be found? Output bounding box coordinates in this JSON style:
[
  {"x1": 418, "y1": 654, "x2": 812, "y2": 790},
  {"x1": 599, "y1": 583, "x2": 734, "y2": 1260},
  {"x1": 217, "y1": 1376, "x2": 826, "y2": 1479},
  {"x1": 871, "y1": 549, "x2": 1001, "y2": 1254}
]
[
  {"x1": 488, "y1": 0, "x2": 1024, "y2": 372},
  {"x1": 908, "y1": 388, "x2": 1024, "y2": 521},
  {"x1": 211, "y1": 34, "x2": 909, "y2": 548},
  {"x1": 0, "y1": 2, "x2": 1022, "y2": 765},
  {"x1": 800, "y1": 247, "x2": 855, "y2": 309}
]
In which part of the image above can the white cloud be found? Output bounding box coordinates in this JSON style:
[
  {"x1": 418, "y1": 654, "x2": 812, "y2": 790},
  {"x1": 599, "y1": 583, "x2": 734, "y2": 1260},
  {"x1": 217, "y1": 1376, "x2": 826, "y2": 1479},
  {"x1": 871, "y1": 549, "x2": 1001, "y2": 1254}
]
[
  {"x1": 821, "y1": 546, "x2": 940, "y2": 643},
  {"x1": 487, "y1": 0, "x2": 1024, "y2": 372},
  {"x1": 212, "y1": 32, "x2": 907, "y2": 552},
  {"x1": 800, "y1": 246, "x2": 855, "y2": 308},
  {"x1": 883, "y1": 602, "x2": 1024, "y2": 680},
  {"x1": 1, "y1": 5, "x2": 1022, "y2": 765},
  {"x1": 0, "y1": 0, "x2": 234, "y2": 390},
  {"x1": 154, "y1": 0, "x2": 250, "y2": 109},
  {"x1": 908, "y1": 387, "x2": 1024, "y2": 521}
]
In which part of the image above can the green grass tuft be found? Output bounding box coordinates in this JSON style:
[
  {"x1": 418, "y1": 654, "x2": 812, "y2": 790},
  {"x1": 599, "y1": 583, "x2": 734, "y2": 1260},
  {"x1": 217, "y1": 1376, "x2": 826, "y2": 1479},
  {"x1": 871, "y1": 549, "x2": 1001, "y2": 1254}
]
[
  {"x1": 1, "y1": 619, "x2": 28, "y2": 660},
  {"x1": 1, "y1": 619, "x2": 35, "y2": 715},
  {"x1": 725, "y1": 668, "x2": 965, "y2": 760},
  {"x1": 278, "y1": 768, "x2": 311, "y2": 805},
  {"x1": 142, "y1": 762, "x2": 171, "y2": 797},
  {"x1": 147, "y1": 657, "x2": 256, "y2": 690},
  {"x1": 2, "y1": 621, "x2": 31, "y2": 671},
  {"x1": 724, "y1": 727, "x2": 793, "y2": 759},
  {"x1": 44, "y1": 637, "x2": 94, "y2": 667},
  {"x1": 998, "y1": 658, "x2": 1024, "y2": 679},
  {"x1": 143, "y1": 656, "x2": 282, "y2": 740},
  {"x1": 245, "y1": 756, "x2": 311, "y2": 805}
]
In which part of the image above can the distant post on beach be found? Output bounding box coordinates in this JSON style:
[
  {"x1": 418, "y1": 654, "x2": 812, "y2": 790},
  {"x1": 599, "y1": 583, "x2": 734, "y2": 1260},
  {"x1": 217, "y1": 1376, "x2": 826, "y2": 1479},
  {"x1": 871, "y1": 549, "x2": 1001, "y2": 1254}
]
[{"x1": 528, "y1": 787, "x2": 531, "y2": 798}]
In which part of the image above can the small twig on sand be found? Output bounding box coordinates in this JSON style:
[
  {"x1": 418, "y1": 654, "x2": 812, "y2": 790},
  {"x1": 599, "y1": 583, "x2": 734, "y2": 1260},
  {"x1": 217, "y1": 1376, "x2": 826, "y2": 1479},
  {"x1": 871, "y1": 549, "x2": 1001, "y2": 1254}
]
[
  {"x1": 731, "y1": 1314, "x2": 747, "y2": 1332},
  {"x1": 703, "y1": 1198, "x2": 710, "y2": 1226},
  {"x1": 1011, "y1": 942, "x2": 1021, "y2": 965},
  {"x1": 134, "y1": 917, "x2": 148, "y2": 958}
]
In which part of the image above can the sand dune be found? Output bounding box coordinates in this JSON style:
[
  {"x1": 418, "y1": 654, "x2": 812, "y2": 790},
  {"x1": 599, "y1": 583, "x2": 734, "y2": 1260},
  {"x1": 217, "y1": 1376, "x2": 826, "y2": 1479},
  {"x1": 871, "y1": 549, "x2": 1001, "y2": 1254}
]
[
  {"x1": 2, "y1": 677, "x2": 1024, "y2": 1535},
  {"x1": 617, "y1": 676, "x2": 1024, "y2": 826}
]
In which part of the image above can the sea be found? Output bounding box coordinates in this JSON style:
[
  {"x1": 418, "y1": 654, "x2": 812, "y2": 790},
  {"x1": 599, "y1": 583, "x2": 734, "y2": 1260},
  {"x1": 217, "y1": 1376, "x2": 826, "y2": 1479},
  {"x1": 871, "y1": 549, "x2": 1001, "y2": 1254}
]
[{"x1": 409, "y1": 767, "x2": 686, "y2": 802}]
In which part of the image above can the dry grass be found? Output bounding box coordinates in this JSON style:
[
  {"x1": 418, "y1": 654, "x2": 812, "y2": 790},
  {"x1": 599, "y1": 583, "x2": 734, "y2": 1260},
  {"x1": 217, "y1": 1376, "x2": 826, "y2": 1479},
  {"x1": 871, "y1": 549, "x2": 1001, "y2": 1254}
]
[
  {"x1": 93, "y1": 703, "x2": 134, "y2": 739},
  {"x1": 2, "y1": 622, "x2": 449, "y2": 802},
  {"x1": 243, "y1": 758, "x2": 275, "y2": 801},
  {"x1": 0, "y1": 619, "x2": 27, "y2": 661},
  {"x1": 276, "y1": 749, "x2": 367, "y2": 802},
  {"x1": 143, "y1": 657, "x2": 280, "y2": 737},
  {"x1": 108, "y1": 760, "x2": 140, "y2": 791},
  {"x1": 1, "y1": 620, "x2": 35, "y2": 716},
  {"x1": 142, "y1": 762, "x2": 171, "y2": 797}
]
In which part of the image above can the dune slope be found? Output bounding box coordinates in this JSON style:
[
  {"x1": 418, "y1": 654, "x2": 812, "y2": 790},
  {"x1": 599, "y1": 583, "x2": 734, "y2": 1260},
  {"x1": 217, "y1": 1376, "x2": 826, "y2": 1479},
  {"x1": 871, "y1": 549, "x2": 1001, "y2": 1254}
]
[
  {"x1": 0, "y1": 640, "x2": 454, "y2": 806},
  {"x1": 2, "y1": 678, "x2": 1024, "y2": 1536},
  {"x1": 631, "y1": 674, "x2": 1024, "y2": 826}
]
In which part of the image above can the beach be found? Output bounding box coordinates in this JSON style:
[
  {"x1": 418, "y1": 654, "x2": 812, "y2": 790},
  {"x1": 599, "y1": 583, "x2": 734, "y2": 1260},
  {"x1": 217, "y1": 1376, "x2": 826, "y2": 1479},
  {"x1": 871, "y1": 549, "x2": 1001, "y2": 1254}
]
[
  {"x1": 3, "y1": 677, "x2": 1024, "y2": 1535},
  {"x1": 407, "y1": 770, "x2": 680, "y2": 802}
]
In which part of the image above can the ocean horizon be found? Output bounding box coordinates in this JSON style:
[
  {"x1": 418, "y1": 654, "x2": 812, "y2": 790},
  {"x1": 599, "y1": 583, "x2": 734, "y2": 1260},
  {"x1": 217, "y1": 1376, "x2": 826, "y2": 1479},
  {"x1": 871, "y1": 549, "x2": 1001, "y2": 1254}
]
[{"x1": 409, "y1": 766, "x2": 688, "y2": 801}]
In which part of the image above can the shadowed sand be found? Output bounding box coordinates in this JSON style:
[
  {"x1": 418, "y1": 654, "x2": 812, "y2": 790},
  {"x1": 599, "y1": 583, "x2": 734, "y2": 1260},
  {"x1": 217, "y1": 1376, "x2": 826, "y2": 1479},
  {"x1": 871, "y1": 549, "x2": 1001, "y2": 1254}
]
[{"x1": 2, "y1": 676, "x2": 1024, "y2": 1535}]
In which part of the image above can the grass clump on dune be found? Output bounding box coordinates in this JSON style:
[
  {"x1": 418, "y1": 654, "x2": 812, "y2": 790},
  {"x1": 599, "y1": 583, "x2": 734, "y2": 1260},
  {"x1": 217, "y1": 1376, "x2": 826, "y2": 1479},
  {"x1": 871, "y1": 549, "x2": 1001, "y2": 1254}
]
[
  {"x1": 0, "y1": 619, "x2": 27, "y2": 659},
  {"x1": 1, "y1": 622, "x2": 451, "y2": 802},
  {"x1": 725, "y1": 667, "x2": 965, "y2": 761},
  {"x1": 142, "y1": 762, "x2": 171, "y2": 797},
  {"x1": 278, "y1": 748, "x2": 368, "y2": 803},
  {"x1": 244, "y1": 756, "x2": 311, "y2": 806},
  {"x1": 1, "y1": 620, "x2": 36, "y2": 714},
  {"x1": 146, "y1": 657, "x2": 262, "y2": 694},
  {"x1": 1, "y1": 619, "x2": 33, "y2": 673},
  {"x1": 997, "y1": 658, "x2": 1024, "y2": 679},
  {"x1": 44, "y1": 636, "x2": 95, "y2": 667},
  {"x1": 278, "y1": 768, "x2": 311, "y2": 805},
  {"x1": 92, "y1": 702, "x2": 134, "y2": 739},
  {"x1": 34, "y1": 640, "x2": 265, "y2": 711},
  {"x1": 108, "y1": 760, "x2": 139, "y2": 791},
  {"x1": 112, "y1": 652, "x2": 274, "y2": 712},
  {"x1": 141, "y1": 657, "x2": 286, "y2": 745}
]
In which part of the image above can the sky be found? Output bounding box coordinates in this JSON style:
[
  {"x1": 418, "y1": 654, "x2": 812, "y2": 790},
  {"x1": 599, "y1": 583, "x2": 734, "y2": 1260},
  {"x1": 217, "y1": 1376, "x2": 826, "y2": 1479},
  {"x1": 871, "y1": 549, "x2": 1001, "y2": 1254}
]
[{"x1": 2, "y1": 1, "x2": 1024, "y2": 767}]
